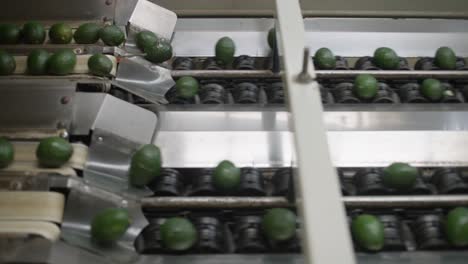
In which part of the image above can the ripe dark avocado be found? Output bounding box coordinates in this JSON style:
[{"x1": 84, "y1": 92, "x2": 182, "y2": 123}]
[
  {"x1": 88, "y1": 54, "x2": 113, "y2": 77},
  {"x1": 136, "y1": 31, "x2": 158, "y2": 51},
  {"x1": 74, "y1": 23, "x2": 101, "y2": 44},
  {"x1": 144, "y1": 42, "x2": 173, "y2": 64},
  {"x1": 382, "y1": 162, "x2": 418, "y2": 190},
  {"x1": 373, "y1": 47, "x2": 400, "y2": 70},
  {"x1": 0, "y1": 138, "x2": 14, "y2": 169},
  {"x1": 47, "y1": 49, "x2": 77, "y2": 75},
  {"x1": 215, "y1": 36, "x2": 235, "y2": 66},
  {"x1": 314, "y1": 47, "x2": 336, "y2": 70},
  {"x1": 267, "y1": 28, "x2": 276, "y2": 49},
  {"x1": 445, "y1": 207, "x2": 468, "y2": 247},
  {"x1": 176, "y1": 76, "x2": 199, "y2": 98},
  {"x1": 22, "y1": 21, "x2": 46, "y2": 44},
  {"x1": 0, "y1": 50, "x2": 16, "y2": 75},
  {"x1": 27, "y1": 49, "x2": 50, "y2": 75},
  {"x1": 91, "y1": 208, "x2": 130, "y2": 244},
  {"x1": 129, "y1": 144, "x2": 161, "y2": 187},
  {"x1": 99, "y1": 25, "x2": 125, "y2": 46},
  {"x1": 213, "y1": 160, "x2": 241, "y2": 191},
  {"x1": 421, "y1": 78, "x2": 443, "y2": 101},
  {"x1": 160, "y1": 217, "x2": 197, "y2": 251},
  {"x1": 48, "y1": 23, "x2": 73, "y2": 44},
  {"x1": 353, "y1": 74, "x2": 378, "y2": 99},
  {"x1": 261, "y1": 208, "x2": 297, "y2": 241},
  {"x1": 36, "y1": 136, "x2": 73, "y2": 168},
  {"x1": 351, "y1": 214, "x2": 385, "y2": 251},
  {"x1": 435, "y1": 47, "x2": 457, "y2": 70},
  {"x1": 0, "y1": 24, "x2": 21, "y2": 44}
]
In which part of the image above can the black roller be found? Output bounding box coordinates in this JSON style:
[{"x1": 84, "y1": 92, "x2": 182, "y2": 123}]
[
  {"x1": 203, "y1": 58, "x2": 223, "y2": 70},
  {"x1": 397, "y1": 58, "x2": 411, "y2": 71},
  {"x1": 189, "y1": 169, "x2": 218, "y2": 196},
  {"x1": 431, "y1": 168, "x2": 468, "y2": 194},
  {"x1": 373, "y1": 83, "x2": 399, "y2": 104},
  {"x1": 441, "y1": 83, "x2": 465, "y2": 103},
  {"x1": 234, "y1": 82, "x2": 259, "y2": 104},
  {"x1": 194, "y1": 216, "x2": 225, "y2": 253},
  {"x1": 238, "y1": 168, "x2": 266, "y2": 196},
  {"x1": 148, "y1": 168, "x2": 184, "y2": 196},
  {"x1": 199, "y1": 83, "x2": 226, "y2": 104},
  {"x1": 234, "y1": 216, "x2": 267, "y2": 253},
  {"x1": 415, "y1": 57, "x2": 466, "y2": 70},
  {"x1": 172, "y1": 57, "x2": 195, "y2": 70},
  {"x1": 334, "y1": 56, "x2": 350, "y2": 70},
  {"x1": 354, "y1": 56, "x2": 380, "y2": 70},
  {"x1": 166, "y1": 87, "x2": 197, "y2": 104},
  {"x1": 413, "y1": 214, "x2": 448, "y2": 250},
  {"x1": 272, "y1": 168, "x2": 294, "y2": 198},
  {"x1": 398, "y1": 83, "x2": 429, "y2": 103},
  {"x1": 354, "y1": 168, "x2": 387, "y2": 195},
  {"x1": 378, "y1": 215, "x2": 405, "y2": 251},
  {"x1": 331, "y1": 82, "x2": 361, "y2": 104},
  {"x1": 265, "y1": 82, "x2": 285, "y2": 104},
  {"x1": 135, "y1": 219, "x2": 166, "y2": 254},
  {"x1": 411, "y1": 177, "x2": 434, "y2": 195},
  {"x1": 233, "y1": 55, "x2": 256, "y2": 70}
]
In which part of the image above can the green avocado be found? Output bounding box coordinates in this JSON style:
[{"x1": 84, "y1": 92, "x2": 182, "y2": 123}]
[
  {"x1": 445, "y1": 207, "x2": 468, "y2": 247},
  {"x1": 382, "y1": 162, "x2": 418, "y2": 190},
  {"x1": 267, "y1": 28, "x2": 276, "y2": 49},
  {"x1": 47, "y1": 49, "x2": 77, "y2": 75},
  {"x1": 0, "y1": 24, "x2": 21, "y2": 44},
  {"x1": 129, "y1": 144, "x2": 161, "y2": 187},
  {"x1": 176, "y1": 76, "x2": 199, "y2": 98},
  {"x1": 88, "y1": 54, "x2": 113, "y2": 77},
  {"x1": 261, "y1": 208, "x2": 297, "y2": 241},
  {"x1": 0, "y1": 138, "x2": 14, "y2": 169},
  {"x1": 0, "y1": 50, "x2": 16, "y2": 75},
  {"x1": 136, "y1": 31, "x2": 158, "y2": 51},
  {"x1": 27, "y1": 49, "x2": 50, "y2": 75},
  {"x1": 144, "y1": 42, "x2": 173, "y2": 64},
  {"x1": 215, "y1": 36, "x2": 235, "y2": 66},
  {"x1": 421, "y1": 78, "x2": 443, "y2": 102},
  {"x1": 160, "y1": 217, "x2": 197, "y2": 251},
  {"x1": 373, "y1": 47, "x2": 400, "y2": 70},
  {"x1": 435, "y1": 47, "x2": 457, "y2": 70},
  {"x1": 314, "y1": 47, "x2": 336, "y2": 70},
  {"x1": 48, "y1": 23, "x2": 73, "y2": 44},
  {"x1": 99, "y1": 25, "x2": 125, "y2": 46},
  {"x1": 22, "y1": 21, "x2": 46, "y2": 44},
  {"x1": 36, "y1": 136, "x2": 73, "y2": 168},
  {"x1": 91, "y1": 208, "x2": 130, "y2": 244},
  {"x1": 213, "y1": 160, "x2": 241, "y2": 191},
  {"x1": 353, "y1": 74, "x2": 378, "y2": 100},
  {"x1": 74, "y1": 23, "x2": 101, "y2": 44},
  {"x1": 351, "y1": 214, "x2": 385, "y2": 251}
]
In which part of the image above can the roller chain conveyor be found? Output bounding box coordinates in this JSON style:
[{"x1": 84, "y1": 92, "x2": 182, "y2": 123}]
[{"x1": 2, "y1": 0, "x2": 468, "y2": 264}]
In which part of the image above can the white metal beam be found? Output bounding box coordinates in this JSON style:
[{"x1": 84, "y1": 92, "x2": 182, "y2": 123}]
[{"x1": 274, "y1": 1, "x2": 356, "y2": 263}]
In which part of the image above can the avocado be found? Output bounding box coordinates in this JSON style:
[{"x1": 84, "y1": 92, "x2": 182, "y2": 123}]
[
  {"x1": 351, "y1": 214, "x2": 385, "y2": 251},
  {"x1": 160, "y1": 217, "x2": 197, "y2": 251},
  {"x1": 99, "y1": 25, "x2": 125, "y2": 46},
  {"x1": 176, "y1": 76, "x2": 199, "y2": 98},
  {"x1": 22, "y1": 21, "x2": 46, "y2": 44},
  {"x1": 215, "y1": 36, "x2": 235, "y2": 66},
  {"x1": 144, "y1": 42, "x2": 172, "y2": 64},
  {"x1": 435, "y1": 47, "x2": 457, "y2": 70},
  {"x1": 0, "y1": 138, "x2": 14, "y2": 169},
  {"x1": 48, "y1": 23, "x2": 73, "y2": 44},
  {"x1": 373, "y1": 47, "x2": 400, "y2": 70},
  {"x1": 382, "y1": 162, "x2": 418, "y2": 190},
  {"x1": 445, "y1": 207, "x2": 468, "y2": 247},
  {"x1": 261, "y1": 208, "x2": 297, "y2": 241},
  {"x1": 0, "y1": 24, "x2": 21, "y2": 44},
  {"x1": 213, "y1": 160, "x2": 241, "y2": 191},
  {"x1": 353, "y1": 74, "x2": 378, "y2": 99},
  {"x1": 136, "y1": 30, "x2": 158, "y2": 51},
  {"x1": 47, "y1": 49, "x2": 77, "y2": 75},
  {"x1": 36, "y1": 137, "x2": 73, "y2": 168},
  {"x1": 129, "y1": 144, "x2": 161, "y2": 187},
  {"x1": 91, "y1": 208, "x2": 130, "y2": 244},
  {"x1": 314, "y1": 48, "x2": 336, "y2": 70},
  {"x1": 0, "y1": 50, "x2": 16, "y2": 75},
  {"x1": 268, "y1": 28, "x2": 276, "y2": 49},
  {"x1": 27, "y1": 49, "x2": 50, "y2": 75},
  {"x1": 88, "y1": 54, "x2": 113, "y2": 77},
  {"x1": 74, "y1": 23, "x2": 101, "y2": 44},
  {"x1": 421, "y1": 78, "x2": 443, "y2": 101}
]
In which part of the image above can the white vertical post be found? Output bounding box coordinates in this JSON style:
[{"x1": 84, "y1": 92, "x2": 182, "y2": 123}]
[{"x1": 274, "y1": 1, "x2": 356, "y2": 263}]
